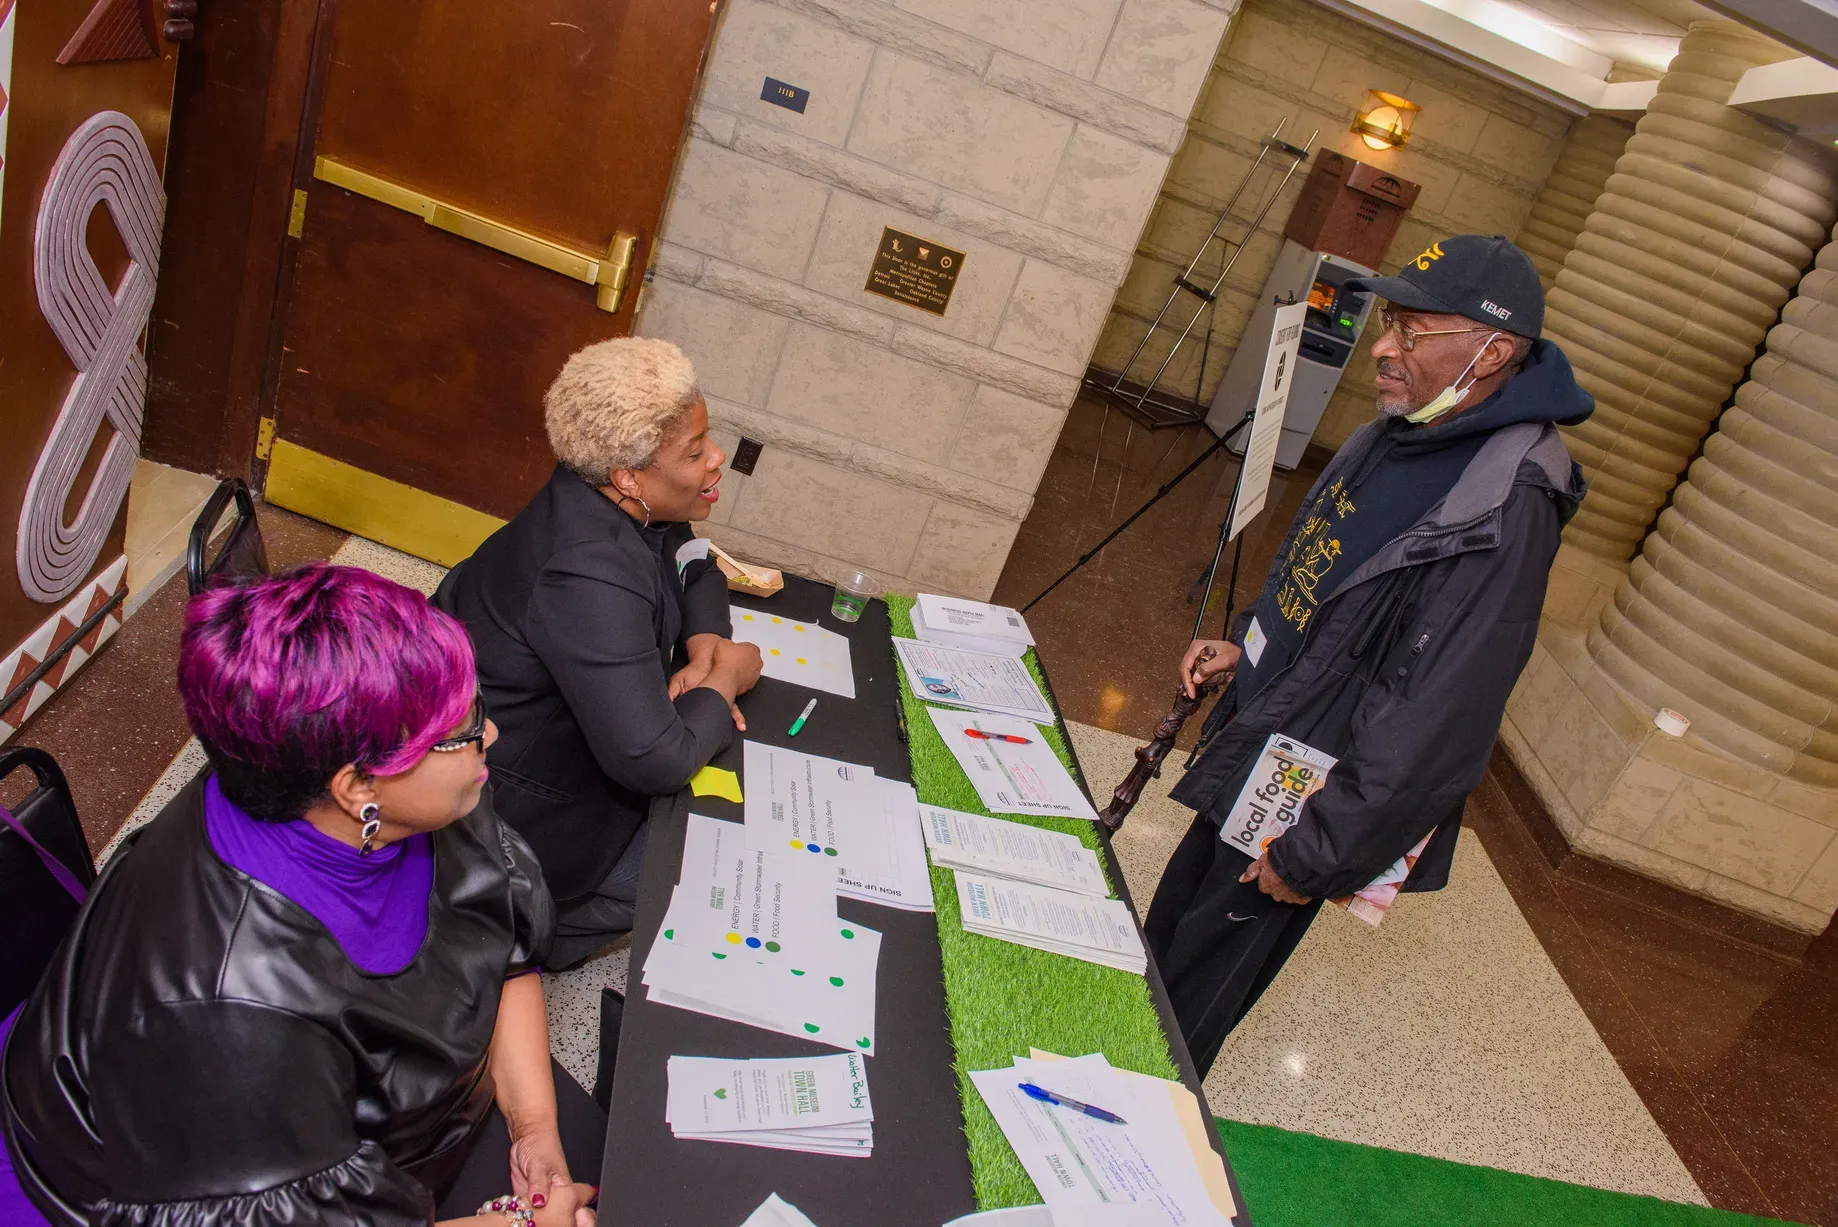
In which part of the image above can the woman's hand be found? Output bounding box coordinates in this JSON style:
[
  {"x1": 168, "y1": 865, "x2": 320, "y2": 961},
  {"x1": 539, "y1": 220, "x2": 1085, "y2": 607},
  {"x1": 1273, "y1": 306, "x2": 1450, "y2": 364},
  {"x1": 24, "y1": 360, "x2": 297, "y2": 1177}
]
[
  {"x1": 533, "y1": 1181, "x2": 597, "y2": 1227},
  {"x1": 705, "y1": 638, "x2": 763, "y2": 700},
  {"x1": 508, "y1": 1125, "x2": 572, "y2": 1212},
  {"x1": 668, "y1": 633, "x2": 724, "y2": 699},
  {"x1": 1180, "y1": 639, "x2": 1240, "y2": 698}
]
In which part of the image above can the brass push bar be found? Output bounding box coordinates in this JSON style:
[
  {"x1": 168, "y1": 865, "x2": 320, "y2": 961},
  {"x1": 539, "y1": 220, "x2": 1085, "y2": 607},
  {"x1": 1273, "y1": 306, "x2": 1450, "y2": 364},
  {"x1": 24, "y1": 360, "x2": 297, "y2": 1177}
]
[{"x1": 312, "y1": 156, "x2": 638, "y2": 313}]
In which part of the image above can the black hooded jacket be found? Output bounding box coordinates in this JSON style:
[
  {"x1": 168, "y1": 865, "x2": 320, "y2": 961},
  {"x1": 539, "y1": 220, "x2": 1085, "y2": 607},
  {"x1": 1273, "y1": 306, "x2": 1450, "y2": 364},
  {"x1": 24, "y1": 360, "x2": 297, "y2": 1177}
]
[{"x1": 1168, "y1": 338, "x2": 1592, "y2": 899}]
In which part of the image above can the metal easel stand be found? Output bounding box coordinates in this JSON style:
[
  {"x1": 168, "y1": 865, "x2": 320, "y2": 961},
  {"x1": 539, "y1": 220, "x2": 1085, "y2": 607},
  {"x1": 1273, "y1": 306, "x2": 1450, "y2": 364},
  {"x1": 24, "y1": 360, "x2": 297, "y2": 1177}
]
[{"x1": 1085, "y1": 120, "x2": 1318, "y2": 431}]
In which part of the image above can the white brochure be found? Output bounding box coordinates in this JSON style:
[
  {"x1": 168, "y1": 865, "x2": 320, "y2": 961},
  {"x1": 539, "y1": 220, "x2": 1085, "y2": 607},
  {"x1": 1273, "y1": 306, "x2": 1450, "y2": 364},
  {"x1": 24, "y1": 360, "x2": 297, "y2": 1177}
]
[
  {"x1": 1217, "y1": 732, "x2": 1337, "y2": 858},
  {"x1": 833, "y1": 779, "x2": 936, "y2": 913},
  {"x1": 912, "y1": 602, "x2": 1028, "y2": 660},
  {"x1": 954, "y1": 872, "x2": 1144, "y2": 975},
  {"x1": 915, "y1": 593, "x2": 1035, "y2": 645},
  {"x1": 894, "y1": 637, "x2": 1053, "y2": 721},
  {"x1": 667, "y1": 1052, "x2": 872, "y2": 1157},
  {"x1": 677, "y1": 811, "x2": 839, "y2": 955},
  {"x1": 925, "y1": 706, "x2": 1097, "y2": 822},
  {"x1": 920, "y1": 804, "x2": 1109, "y2": 898},
  {"x1": 969, "y1": 1054, "x2": 1233, "y2": 1227},
  {"x1": 742, "y1": 741, "x2": 879, "y2": 858},
  {"x1": 731, "y1": 606, "x2": 856, "y2": 699}
]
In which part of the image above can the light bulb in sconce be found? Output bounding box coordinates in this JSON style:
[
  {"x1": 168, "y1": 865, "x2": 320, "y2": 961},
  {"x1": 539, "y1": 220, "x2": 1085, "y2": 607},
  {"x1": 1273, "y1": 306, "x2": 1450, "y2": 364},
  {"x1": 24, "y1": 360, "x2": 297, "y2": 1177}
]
[{"x1": 1352, "y1": 90, "x2": 1419, "y2": 150}]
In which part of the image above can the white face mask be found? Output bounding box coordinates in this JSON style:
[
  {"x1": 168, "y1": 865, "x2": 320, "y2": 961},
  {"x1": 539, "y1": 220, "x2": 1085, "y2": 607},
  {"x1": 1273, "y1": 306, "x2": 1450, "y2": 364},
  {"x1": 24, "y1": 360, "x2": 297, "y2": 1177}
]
[{"x1": 1403, "y1": 331, "x2": 1502, "y2": 425}]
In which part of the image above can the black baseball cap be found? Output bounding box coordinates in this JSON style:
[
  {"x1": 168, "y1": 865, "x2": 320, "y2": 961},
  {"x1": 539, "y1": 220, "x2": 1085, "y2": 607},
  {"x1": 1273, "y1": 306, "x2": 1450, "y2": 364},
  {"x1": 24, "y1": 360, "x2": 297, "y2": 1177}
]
[{"x1": 1345, "y1": 233, "x2": 1543, "y2": 339}]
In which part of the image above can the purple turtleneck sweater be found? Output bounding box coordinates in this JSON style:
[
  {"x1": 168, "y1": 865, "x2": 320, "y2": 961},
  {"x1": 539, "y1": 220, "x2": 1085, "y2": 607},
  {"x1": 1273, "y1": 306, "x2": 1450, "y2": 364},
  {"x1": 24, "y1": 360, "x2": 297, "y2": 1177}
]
[{"x1": 204, "y1": 776, "x2": 435, "y2": 974}]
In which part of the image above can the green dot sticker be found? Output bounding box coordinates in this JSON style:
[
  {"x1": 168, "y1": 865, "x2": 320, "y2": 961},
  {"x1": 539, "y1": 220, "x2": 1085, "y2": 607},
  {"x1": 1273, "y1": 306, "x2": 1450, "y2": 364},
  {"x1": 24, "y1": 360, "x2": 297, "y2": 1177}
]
[
  {"x1": 791, "y1": 969, "x2": 805, "y2": 976},
  {"x1": 857, "y1": 1037, "x2": 871, "y2": 1049},
  {"x1": 714, "y1": 1088, "x2": 728, "y2": 1100},
  {"x1": 840, "y1": 928, "x2": 855, "y2": 940},
  {"x1": 829, "y1": 976, "x2": 844, "y2": 987},
  {"x1": 663, "y1": 929, "x2": 673, "y2": 940},
  {"x1": 803, "y1": 1023, "x2": 821, "y2": 1034},
  {"x1": 824, "y1": 847, "x2": 838, "y2": 857},
  {"x1": 711, "y1": 952, "x2": 726, "y2": 960},
  {"x1": 765, "y1": 941, "x2": 781, "y2": 953}
]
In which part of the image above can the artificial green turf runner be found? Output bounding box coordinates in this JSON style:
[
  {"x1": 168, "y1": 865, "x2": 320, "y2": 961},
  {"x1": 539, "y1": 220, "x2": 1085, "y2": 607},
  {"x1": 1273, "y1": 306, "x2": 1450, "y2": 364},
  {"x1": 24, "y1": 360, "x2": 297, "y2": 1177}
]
[
  {"x1": 886, "y1": 594, "x2": 1180, "y2": 1209},
  {"x1": 1215, "y1": 1120, "x2": 1806, "y2": 1227}
]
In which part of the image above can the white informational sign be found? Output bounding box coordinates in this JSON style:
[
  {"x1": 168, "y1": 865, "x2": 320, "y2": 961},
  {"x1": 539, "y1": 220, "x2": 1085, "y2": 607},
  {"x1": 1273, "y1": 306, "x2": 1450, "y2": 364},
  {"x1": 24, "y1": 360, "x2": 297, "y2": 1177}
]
[{"x1": 1229, "y1": 300, "x2": 1309, "y2": 541}]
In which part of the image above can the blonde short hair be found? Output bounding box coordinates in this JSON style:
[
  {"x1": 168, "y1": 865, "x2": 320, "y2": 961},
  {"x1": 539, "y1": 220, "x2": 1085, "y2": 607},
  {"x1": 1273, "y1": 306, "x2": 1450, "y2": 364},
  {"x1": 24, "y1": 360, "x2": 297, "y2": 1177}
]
[{"x1": 544, "y1": 337, "x2": 703, "y2": 484}]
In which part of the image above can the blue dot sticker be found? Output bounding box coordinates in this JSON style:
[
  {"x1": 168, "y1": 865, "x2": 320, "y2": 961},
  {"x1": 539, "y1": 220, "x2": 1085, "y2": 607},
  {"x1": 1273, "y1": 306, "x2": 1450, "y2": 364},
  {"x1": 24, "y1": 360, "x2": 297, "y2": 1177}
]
[
  {"x1": 806, "y1": 843, "x2": 822, "y2": 853},
  {"x1": 745, "y1": 936, "x2": 762, "y2": 949}
]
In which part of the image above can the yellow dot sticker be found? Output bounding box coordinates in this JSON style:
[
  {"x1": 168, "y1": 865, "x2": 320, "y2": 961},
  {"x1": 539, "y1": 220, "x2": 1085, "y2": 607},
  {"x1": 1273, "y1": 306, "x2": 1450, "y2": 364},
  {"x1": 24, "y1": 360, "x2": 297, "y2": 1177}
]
[
  {"x1": 770, "y1": 648, "x2": 781, "y2": 656},
  {"x1": 724, "y1": 932, "x2": 742, "y2": 944},
  {"x1": 796, "y1": 657, "x2": 807, "y2": 665}
]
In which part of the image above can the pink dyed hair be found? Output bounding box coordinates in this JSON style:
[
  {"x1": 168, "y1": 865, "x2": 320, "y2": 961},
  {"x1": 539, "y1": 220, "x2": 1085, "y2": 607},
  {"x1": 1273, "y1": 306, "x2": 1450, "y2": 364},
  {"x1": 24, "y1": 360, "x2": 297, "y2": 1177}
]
[{"x1": 178, "y1": 564, "x2": 476, "y2": 781}]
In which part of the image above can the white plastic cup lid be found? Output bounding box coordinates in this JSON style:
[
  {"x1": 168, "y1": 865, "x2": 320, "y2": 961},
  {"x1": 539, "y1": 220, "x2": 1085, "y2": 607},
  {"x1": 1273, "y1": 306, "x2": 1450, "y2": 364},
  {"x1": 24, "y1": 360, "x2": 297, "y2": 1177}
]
[{"x1": 1654, "y1": 707, "x2": 1690, "y2": 737}]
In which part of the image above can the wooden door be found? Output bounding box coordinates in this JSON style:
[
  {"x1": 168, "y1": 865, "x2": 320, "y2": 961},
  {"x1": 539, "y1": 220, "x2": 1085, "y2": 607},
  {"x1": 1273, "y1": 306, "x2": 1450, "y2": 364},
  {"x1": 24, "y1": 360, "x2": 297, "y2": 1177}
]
[{"x1": 262, "y1": 0, "x2": 717, "y2": 564}]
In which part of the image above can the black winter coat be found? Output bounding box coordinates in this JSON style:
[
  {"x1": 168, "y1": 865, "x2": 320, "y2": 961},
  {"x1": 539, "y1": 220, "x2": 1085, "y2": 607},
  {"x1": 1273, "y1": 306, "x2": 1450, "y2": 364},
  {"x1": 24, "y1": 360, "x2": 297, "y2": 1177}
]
[
  {"x1": 1171, "y1": 344, "x2": 1590, "y2": 901},
  {"x1": 1, "y1": 774, "x2": 553, "y2": 1225},
  {"x1": 433, "y1": 465, "x2": 735, "y2": 903}
]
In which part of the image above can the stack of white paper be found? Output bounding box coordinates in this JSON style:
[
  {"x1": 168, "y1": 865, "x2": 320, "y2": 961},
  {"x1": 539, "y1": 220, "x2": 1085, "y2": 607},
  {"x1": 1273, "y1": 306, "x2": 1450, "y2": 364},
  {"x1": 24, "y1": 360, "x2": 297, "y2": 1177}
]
[
  {"x1": 667, "y1": 1052, "x2": 873, "y2": 1158},
  {"x1": 642, "y1": 814, "x2": 882, "y2": 1053},
  {"x1": 894, "y1": 638, "x2": 1053, "y2": 723},
  {"x1": 920, "y1": 804, "x2": 1109, "y2": 898},
  {"x1": 924, "y1": 706, "x2": 1097, "y2": 822},
  {"x1": 969, "y1": 1053, "x2": 1237, "y2": 1226},
  {"x1": 741, "y1": 743, "x2": 933, "y2": 912},
  {"x1": 731, "y1": 606, "x2": 856, "y2": 699},
  {"x1": 955, "y1": 872, "x2": 1145, "y2": 974},
  {"x1": 912, "y1": 593, "x2": 1035, "y2": 660}
]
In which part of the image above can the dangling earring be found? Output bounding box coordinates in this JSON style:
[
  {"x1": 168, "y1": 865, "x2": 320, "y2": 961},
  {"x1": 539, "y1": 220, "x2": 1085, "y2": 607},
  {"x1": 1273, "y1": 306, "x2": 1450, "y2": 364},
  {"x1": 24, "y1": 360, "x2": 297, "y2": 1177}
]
[
  {"x1": 631, "y1": 492, "x2": 653, "y2": 527},
  {"x1": 358, "y1": 802, "x2": 382, "y2": 856}
]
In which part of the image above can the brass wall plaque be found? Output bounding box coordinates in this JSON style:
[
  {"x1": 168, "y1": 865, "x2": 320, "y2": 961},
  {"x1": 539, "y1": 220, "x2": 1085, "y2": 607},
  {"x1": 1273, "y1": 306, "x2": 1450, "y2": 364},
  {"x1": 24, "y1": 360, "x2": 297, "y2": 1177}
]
[{"x1": 864, "y1": 227, "x2": 964, "y2": 316}]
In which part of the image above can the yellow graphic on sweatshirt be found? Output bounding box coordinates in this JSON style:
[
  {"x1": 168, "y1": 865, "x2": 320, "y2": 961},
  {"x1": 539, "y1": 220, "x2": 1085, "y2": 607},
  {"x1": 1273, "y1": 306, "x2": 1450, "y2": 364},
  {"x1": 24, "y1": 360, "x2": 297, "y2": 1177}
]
[{"x1": 1273, "y1": 479, "x2": 1355, "y2": 635}]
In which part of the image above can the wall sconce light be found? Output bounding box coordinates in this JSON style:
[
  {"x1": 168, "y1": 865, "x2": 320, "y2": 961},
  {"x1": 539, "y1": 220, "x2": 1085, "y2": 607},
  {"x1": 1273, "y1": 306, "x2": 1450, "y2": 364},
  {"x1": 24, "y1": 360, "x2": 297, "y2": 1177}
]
[{"x1": 1352, "y1": 91, "x2": 1419, "y2": 150}]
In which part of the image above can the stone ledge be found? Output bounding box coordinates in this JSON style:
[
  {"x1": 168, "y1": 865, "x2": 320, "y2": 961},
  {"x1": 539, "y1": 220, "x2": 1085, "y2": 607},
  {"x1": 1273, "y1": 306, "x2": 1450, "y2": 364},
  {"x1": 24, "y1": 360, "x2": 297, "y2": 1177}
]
[
  {"x1": 706, "y1": 395, "x2": 1035, "y2": 521},
  {"x1": 731, "y1": 119, "x2": 943, "y2": 217},
  {"x1": 984, "y1": 53, "x2": 1190, "y2": 155},
  {"x1": 935, "y1": 193, "x2": 1135, "y2": 286},
  {"x1": 761, "y1": 0, "x2": 991, "y2": 78},
  {"x1": 655, "y1": 249, "x2": 1074, "y2": 405}
]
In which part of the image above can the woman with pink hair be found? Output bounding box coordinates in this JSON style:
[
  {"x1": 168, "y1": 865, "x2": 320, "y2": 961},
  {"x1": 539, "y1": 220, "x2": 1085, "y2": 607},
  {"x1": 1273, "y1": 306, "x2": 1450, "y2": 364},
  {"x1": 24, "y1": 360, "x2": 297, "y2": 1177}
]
[{"x1": 1, "y1": 565, "x2": 598, "y2": 1227}]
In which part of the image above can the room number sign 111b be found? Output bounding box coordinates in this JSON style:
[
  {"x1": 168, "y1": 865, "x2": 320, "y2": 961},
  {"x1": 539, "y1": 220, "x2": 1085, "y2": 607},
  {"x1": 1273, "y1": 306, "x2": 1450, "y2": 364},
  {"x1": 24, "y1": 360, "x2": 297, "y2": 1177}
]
[{"x1": 864, "y1": 227, "x2": 965, "y2": 316}]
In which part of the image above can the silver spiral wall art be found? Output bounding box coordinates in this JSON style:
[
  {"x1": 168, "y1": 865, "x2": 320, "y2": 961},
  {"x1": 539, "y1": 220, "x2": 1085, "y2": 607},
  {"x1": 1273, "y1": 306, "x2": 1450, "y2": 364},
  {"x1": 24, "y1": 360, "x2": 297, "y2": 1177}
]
[{"x1": 21, "y1": 110, "x2": 165, "y2": 604}]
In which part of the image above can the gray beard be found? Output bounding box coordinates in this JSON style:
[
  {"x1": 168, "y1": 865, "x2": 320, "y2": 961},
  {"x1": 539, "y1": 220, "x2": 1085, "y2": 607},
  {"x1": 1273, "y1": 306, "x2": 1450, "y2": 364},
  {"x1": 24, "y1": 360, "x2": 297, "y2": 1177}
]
[{"x1": 1376, "y1": 395, "x2": 1414, "y2": 418}]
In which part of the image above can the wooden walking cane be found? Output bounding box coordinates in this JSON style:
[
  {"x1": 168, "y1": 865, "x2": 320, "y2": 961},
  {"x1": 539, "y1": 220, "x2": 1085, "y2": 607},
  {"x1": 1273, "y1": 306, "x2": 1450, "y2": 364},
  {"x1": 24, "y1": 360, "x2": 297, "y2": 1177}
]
[{"x1": 1097, "y1": 648, "x2": 1228, "y2": 832}]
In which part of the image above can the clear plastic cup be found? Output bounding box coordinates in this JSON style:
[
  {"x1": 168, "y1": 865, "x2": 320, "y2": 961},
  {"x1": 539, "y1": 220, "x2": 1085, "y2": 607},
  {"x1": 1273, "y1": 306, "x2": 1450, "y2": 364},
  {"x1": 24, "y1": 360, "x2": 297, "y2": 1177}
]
[{"x1": 829, "y1": 569, "x2": 880, "y2": 623}]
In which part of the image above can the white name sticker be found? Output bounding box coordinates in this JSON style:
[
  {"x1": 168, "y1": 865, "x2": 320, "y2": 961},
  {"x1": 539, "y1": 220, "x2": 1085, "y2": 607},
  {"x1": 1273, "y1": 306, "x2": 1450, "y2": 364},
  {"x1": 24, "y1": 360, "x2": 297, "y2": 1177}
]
[{"x1": 1242, "y1": 616, "x2": 1267, "y2": 668}]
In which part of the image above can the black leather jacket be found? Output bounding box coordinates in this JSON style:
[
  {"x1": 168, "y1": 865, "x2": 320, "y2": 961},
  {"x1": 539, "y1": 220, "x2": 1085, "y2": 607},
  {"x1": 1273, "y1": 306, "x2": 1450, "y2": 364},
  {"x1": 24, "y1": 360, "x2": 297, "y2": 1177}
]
[{"x1": 1, "y1": 773, "x2": 554, "y2": 1225}]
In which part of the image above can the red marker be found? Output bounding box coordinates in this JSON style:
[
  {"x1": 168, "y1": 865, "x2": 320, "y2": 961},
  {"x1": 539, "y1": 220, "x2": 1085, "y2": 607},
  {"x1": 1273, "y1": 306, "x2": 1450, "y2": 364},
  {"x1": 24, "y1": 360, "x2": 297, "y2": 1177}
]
[{"x1": 965, "y1": 728, "x2": 1032, "y2": 745}]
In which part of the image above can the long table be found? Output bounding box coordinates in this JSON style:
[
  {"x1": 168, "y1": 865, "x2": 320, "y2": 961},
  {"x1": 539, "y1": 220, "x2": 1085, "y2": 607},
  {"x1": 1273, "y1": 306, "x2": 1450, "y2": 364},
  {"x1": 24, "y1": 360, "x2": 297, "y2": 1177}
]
[{"x1": 598, "y1": 577, "x2": 1251, "y2": 1226}]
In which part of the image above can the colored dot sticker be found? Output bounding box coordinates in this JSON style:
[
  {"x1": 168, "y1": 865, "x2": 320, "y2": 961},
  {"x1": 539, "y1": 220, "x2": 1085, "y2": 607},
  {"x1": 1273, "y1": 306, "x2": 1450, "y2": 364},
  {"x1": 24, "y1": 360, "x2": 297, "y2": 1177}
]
[
  {"x1": 794, "y1": 625, "x2": 806, "y2": 633},
  {"x1": 769, "y1": 648, "x2": 781, "y2": 656},
  {"x1": 856, "y1": 1038, "x2": 871, "y2": 1049},
  {"x1": 829, "y1": 976, "x2": 844, "y2": 987},
  {"x1": 742, "y1": 614, "x2": 754, "y2": 621},
  {"x1": 663, "y1": 928, "x2": 673, "y2": 940},
  {"x1": 712, "y1": 952, "x2": 726, "y2": 960},
  {"x1": 791, "y1": 969, "x2": 806, "y2": 976},
  {"x1": 725, "y1": 932, "x2": 743, "y2": 944},
  {"x1": 745, "y1": 936, "x2": 762, "y2": 949},
  {"x1": 771, "y1": 617, "x2": 783, "y2": 624},
  {"x1": 840, "y1": 928, "x2": 855, "y2": 940},
  {"x1": 796, "y1": 657, "x2": 808, "y2": 665},
  {"x1": 765, "y1": 941, "x2": 781, "y2": 953},
  {"x1": 803, "y1": 1022, "x2": 821, "y2": 1033},
  {"x1": 806, "y1": 843, "x2": 822, "y2": 854},
  {"x1": 824, "y1": 847, "x2": 838, "y2": 857},
  {"x1": 790, "y1": 839, "x2": 804, "y2": 851}
]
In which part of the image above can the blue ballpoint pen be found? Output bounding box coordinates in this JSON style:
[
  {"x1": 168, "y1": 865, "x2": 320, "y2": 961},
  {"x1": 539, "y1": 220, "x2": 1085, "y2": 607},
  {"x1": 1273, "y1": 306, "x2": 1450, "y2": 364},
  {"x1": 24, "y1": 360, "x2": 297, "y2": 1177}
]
[{"x1": 1019, "y1": 1082, "x2": 1128, "y2": 1125}]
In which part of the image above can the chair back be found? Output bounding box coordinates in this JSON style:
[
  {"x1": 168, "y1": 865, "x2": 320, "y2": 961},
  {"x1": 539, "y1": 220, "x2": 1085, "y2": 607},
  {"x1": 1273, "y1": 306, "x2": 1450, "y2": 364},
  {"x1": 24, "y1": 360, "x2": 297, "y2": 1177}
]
[
  {"x1": 0, "y1": 748, "x2": 93, "y2": 1020},
  {"x1": 185, "y1": 477, "x2": 270, "y2": 596}
]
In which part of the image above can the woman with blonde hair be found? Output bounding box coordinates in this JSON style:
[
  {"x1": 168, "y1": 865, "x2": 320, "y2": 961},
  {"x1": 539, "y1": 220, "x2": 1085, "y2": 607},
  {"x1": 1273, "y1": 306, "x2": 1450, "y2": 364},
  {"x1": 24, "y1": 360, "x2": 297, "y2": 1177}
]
[{"x1": 435, "y1": 338, "x2": 760, "y2": 969}]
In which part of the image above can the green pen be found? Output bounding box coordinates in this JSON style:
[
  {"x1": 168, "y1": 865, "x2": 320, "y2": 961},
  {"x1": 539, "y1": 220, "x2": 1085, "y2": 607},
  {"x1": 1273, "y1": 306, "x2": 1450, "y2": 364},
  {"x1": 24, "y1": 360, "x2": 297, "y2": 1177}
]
[{"x1": 787, "y1": 698, "x2": 817, "y2": 736}]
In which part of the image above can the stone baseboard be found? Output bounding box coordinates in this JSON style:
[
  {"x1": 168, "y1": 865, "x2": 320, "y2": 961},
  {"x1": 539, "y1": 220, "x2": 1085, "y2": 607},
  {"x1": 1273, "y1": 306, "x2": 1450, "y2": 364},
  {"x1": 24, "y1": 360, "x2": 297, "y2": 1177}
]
[{"x1": 1500, "y1": 623, "x2": 1838, "y2": 935}]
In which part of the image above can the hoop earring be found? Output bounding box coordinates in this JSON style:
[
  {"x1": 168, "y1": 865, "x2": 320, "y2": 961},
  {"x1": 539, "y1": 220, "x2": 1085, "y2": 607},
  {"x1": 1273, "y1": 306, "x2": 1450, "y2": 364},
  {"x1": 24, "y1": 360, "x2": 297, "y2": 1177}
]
[
  {"x1": 630, "y1": 492, "x2": 653, "y2": 528},
  {"x1": 358, "y1": 802, "x2": 382, "y2": 857}
]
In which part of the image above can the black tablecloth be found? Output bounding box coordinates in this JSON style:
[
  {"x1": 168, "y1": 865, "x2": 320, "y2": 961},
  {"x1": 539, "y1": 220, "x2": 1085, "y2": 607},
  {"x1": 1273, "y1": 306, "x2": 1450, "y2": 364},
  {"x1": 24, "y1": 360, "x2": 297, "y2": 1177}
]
[{"x1": 599, "y1": 576, "x2": 1250, "y2": 1226}]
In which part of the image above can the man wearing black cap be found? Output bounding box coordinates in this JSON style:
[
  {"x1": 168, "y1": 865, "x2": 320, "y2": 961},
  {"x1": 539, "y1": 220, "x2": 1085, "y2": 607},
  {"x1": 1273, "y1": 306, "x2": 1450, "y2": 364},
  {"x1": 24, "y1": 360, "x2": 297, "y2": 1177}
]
[{"x1": 1144, "y1": 235, "x2": 1592, "y2": 1075}]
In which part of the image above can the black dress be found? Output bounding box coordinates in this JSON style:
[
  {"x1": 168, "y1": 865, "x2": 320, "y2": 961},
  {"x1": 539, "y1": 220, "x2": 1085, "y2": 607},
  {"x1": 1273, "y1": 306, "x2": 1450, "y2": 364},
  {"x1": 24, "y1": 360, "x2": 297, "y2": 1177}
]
[
  {"x1": 1, "y1": 774, "x2": 554, "y2": 1225},
  {"x1": 432, "y1": 465, "x2": 734, "y2": 907}
]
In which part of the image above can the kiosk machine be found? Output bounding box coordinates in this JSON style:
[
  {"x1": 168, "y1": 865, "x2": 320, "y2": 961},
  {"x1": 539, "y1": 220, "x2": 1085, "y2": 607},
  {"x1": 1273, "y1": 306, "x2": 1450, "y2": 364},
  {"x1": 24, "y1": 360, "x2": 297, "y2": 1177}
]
[{"x1": 1207, "y1": 150, "x2": 1420, "y2": 469}]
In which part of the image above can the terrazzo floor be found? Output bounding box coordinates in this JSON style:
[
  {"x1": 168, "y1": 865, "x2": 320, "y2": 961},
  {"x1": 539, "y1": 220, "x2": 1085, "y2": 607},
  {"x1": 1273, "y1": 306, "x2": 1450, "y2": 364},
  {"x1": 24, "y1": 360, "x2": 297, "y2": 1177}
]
[{"x1": 1066, "y1": 718, "x2": 1707, "y2": 1205}]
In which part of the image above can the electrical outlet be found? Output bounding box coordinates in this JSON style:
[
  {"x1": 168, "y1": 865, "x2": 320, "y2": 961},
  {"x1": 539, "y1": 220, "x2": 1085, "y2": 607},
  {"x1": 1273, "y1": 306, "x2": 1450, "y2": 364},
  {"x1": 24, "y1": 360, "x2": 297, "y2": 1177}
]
[{"x1": 730, "y1": 437, "x2": 764, "y2": 476}]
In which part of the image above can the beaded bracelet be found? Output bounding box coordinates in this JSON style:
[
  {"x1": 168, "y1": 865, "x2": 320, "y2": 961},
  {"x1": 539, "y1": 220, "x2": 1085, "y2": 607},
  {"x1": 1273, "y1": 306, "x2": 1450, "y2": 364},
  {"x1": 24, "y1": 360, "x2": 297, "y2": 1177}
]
[{"x1": 477, "y1": 1194, "x2": 536, "y2": 1225}]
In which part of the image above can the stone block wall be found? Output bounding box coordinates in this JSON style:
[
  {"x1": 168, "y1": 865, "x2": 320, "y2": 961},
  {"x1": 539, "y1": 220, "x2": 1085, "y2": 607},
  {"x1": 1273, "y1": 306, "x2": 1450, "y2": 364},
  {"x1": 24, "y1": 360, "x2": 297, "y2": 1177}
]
[
  {"x1": 1089, "y1": 0, "x2": 1573, "y2": 451},
  {"x1": 635, "y1": 0, "x2": 1235, "y2": 598}
]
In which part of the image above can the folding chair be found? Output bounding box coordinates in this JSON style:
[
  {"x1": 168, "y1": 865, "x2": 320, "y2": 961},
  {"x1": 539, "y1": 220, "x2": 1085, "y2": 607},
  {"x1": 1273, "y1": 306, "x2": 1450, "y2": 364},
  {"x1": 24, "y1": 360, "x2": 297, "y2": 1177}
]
[{"x1": 185, "y1": 477, "x2": 270, "y2": 596}]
